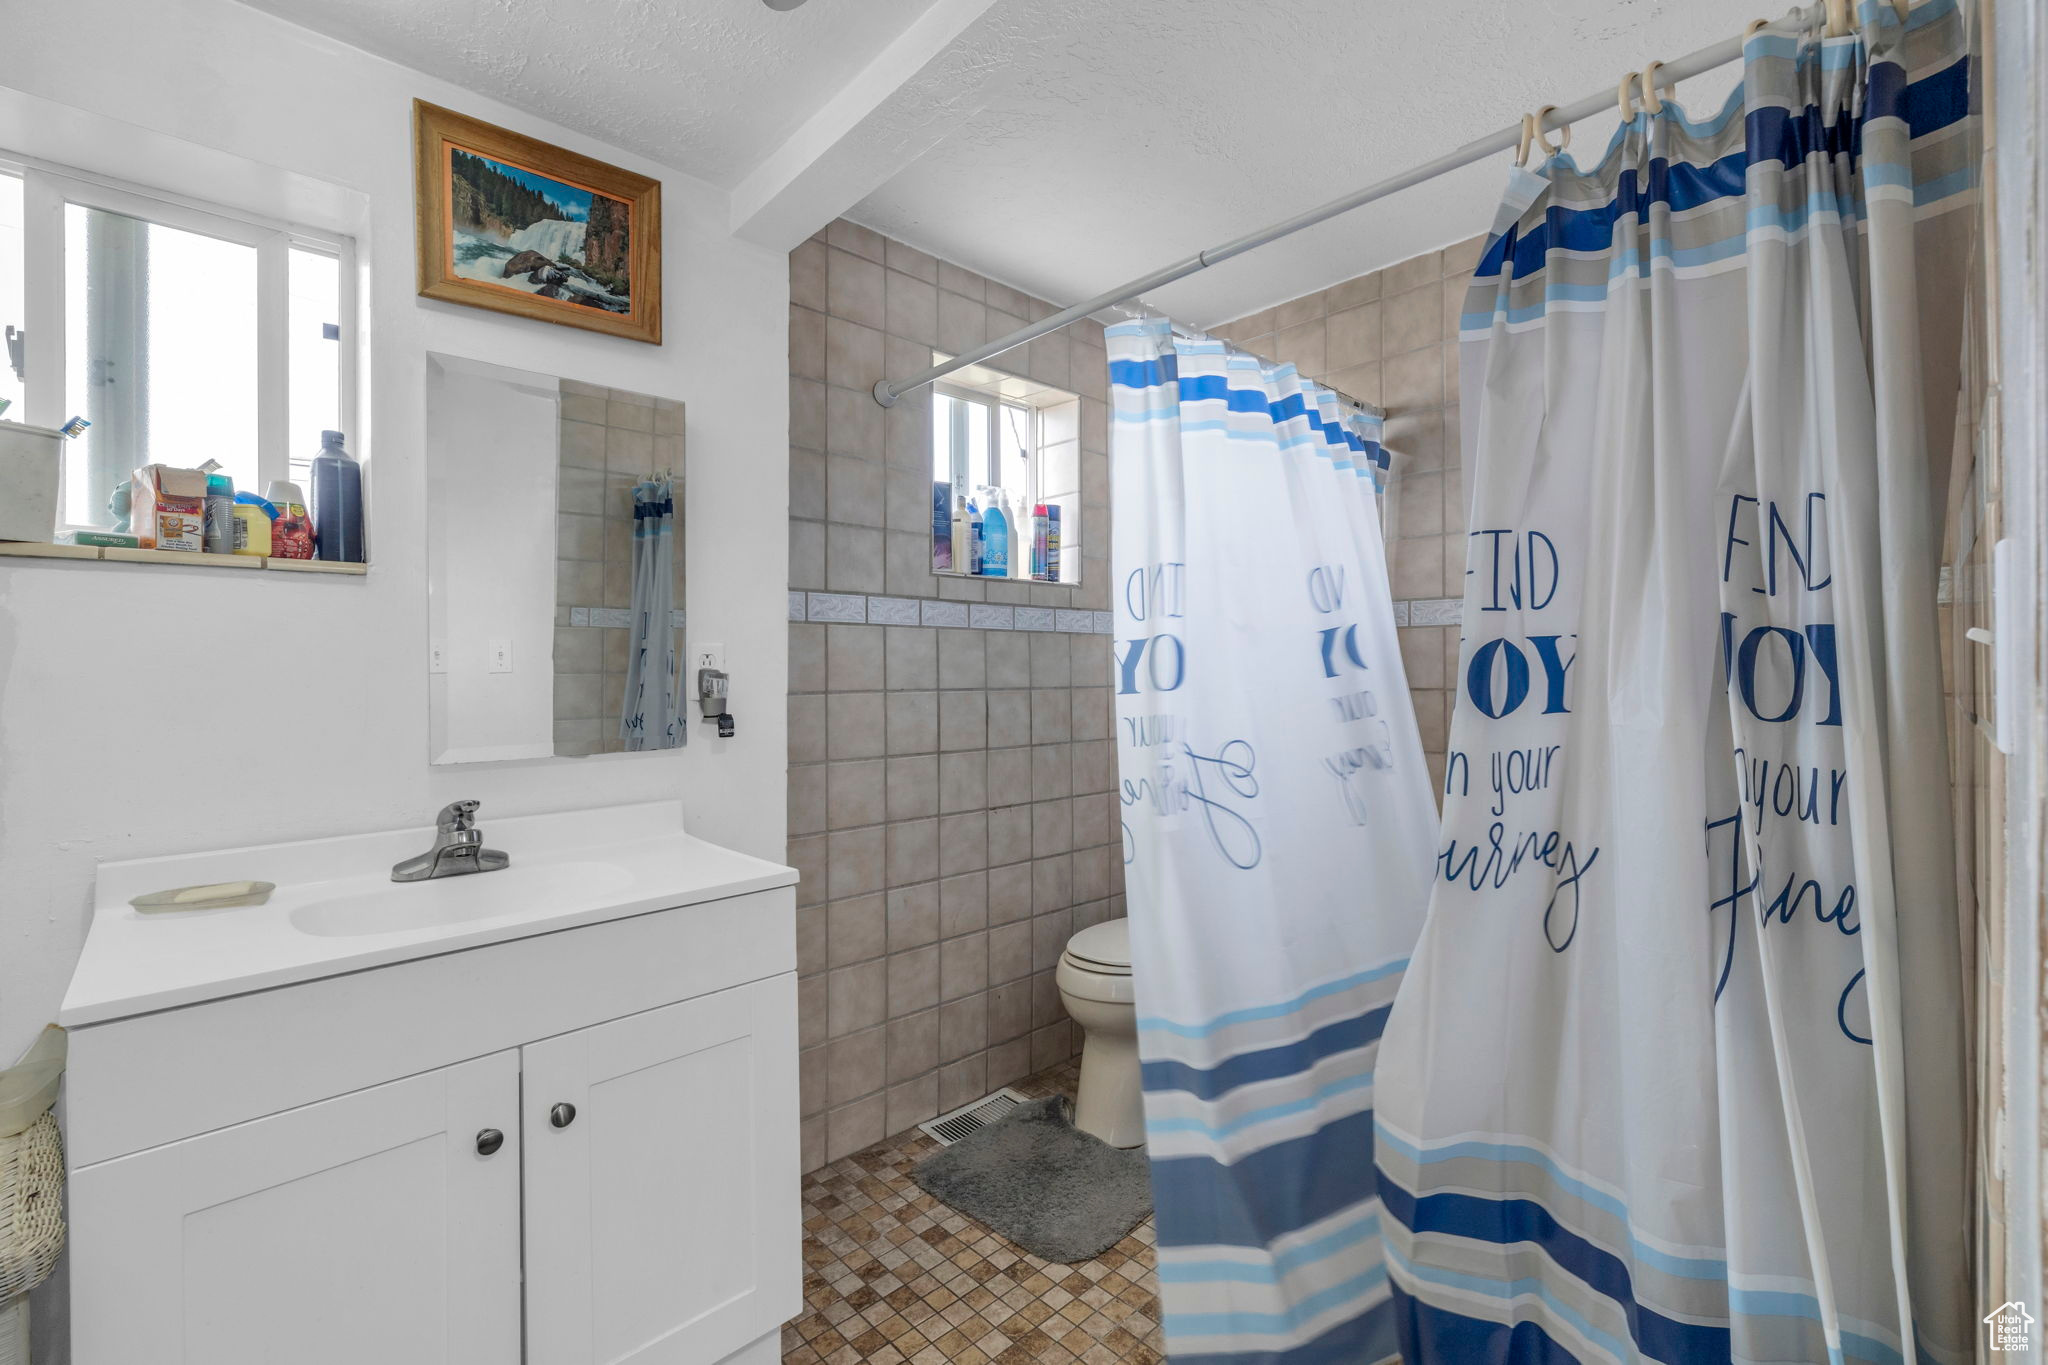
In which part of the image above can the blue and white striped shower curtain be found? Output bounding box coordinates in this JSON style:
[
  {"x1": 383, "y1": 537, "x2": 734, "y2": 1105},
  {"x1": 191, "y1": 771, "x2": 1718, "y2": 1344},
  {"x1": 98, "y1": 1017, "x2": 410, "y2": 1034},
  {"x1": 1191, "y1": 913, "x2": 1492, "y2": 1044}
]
[
  {"x1": 620, "y1": 476, "x2": 682, "y2": 750},
  {"x1": 1108, "y1": 321, "x2": 1439, "y2": 1363},
  {"x1": 1374, "y1": 3, "x2": 1974, "y2": 1362}
]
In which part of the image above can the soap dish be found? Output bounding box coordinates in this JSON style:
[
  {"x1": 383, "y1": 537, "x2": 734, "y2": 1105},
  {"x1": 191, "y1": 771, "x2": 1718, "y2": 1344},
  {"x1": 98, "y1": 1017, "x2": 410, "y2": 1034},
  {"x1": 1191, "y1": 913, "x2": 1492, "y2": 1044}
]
[{"x1": 130, "y1": 880, "x2": 276, "y2": 913}]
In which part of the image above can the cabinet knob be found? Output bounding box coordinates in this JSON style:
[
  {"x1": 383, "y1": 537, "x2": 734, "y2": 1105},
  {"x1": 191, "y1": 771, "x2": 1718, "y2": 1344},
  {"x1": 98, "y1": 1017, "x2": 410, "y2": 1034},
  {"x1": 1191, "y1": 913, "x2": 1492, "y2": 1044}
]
[
  {"x1": 550, "y1": 1102, "x2": 577, "y2": 1129},
  {"x1": 475, "y1": 1128, "x2": 505, "y2": 1156}
]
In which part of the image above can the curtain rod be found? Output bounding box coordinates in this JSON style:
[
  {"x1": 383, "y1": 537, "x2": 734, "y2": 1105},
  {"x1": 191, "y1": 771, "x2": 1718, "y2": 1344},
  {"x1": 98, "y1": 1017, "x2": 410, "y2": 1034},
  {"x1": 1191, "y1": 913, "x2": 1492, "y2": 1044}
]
[{"x1": 872, "y1": 3, "x2": 1826, "y2": 409}]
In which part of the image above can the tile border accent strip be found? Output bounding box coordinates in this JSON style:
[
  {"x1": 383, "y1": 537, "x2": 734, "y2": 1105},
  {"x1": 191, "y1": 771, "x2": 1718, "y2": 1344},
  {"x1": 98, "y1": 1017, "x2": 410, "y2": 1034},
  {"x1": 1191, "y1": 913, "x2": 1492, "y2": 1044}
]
[
  {"x1": 568, "y1": 607, "x2": 686, "y2": 629},
  {"x1": 1403, "y1": 597, "x2": 1463, "y2": 626},
  {"x1": 784, "y1": 591, "x2": 1461, "y2": 632},
  {"x1": 793, "y1": 591, "x2": 1113, "y2": 634},
  {"x1": 866, "y1": 596, "x2": 922, "y2": 626},
  {"x1": 969, "y1": 603, "x2": 1015, "y2": 631},
  {"x1": 804, "y1": 592, "x2": 868, "y2": 624}
]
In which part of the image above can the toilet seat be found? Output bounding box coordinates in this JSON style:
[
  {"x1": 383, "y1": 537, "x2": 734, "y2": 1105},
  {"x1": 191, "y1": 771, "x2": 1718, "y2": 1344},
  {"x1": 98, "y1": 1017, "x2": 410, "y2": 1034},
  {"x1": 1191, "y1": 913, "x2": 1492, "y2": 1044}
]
[
  {"x1": 1058, "y1": 919, "x2": 1135, "y2": 1005},
  {"x1": 1061, "y1": 918, "x2": 1131, "y2": 975}
]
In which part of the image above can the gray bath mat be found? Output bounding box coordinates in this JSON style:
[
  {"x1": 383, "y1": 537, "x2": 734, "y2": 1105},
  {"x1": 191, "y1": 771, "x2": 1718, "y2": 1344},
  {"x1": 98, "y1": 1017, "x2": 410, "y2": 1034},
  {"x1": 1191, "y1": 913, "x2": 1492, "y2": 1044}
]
[{"x1": 911, "y1": 1095, "x2": 1152, "y2": 1263}]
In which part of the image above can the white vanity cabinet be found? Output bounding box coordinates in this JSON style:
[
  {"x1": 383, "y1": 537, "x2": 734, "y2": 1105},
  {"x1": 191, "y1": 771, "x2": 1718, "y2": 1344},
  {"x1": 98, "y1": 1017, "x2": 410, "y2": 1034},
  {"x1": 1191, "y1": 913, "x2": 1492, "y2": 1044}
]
[
  {"x1": 59, "y1": 808, "x2": 800, "y2": 1365},
  {"x1": 523, "y1": 975, "x2": 796, "y2": 1365},
  {"x1": 70, "y1": 1050, "x2": 524, "y2": 1364}
]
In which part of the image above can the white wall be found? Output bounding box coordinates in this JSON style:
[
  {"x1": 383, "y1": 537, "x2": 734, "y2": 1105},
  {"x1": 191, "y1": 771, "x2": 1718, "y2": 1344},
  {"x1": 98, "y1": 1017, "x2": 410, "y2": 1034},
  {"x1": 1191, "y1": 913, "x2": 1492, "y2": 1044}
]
[
  {"x1": 425, "y1": 359, "x2": 560, "y2": 763},
  {"x1": 0, "y1": 0, "x2": 788, "y2": 1282}
]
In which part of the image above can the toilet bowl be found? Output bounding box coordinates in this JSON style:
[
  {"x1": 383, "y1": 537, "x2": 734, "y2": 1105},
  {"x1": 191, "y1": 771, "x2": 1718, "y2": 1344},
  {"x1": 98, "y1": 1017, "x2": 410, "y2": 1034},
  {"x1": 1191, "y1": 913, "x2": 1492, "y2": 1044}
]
[{"x1": 1056, "y1": 918, "x2": 1143, "y2": 1148}]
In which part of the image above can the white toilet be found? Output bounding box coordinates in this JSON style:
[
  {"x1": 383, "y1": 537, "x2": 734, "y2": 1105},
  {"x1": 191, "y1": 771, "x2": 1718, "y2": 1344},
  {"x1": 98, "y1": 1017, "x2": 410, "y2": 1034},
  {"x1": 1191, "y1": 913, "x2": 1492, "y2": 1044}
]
[{"x1": 1056, "y1": 918, "x2": 1144, "y2": 1148}]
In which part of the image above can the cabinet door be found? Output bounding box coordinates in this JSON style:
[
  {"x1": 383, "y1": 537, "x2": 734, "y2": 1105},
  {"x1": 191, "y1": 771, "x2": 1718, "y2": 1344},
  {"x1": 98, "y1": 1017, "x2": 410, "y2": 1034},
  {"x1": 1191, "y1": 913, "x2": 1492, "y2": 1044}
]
[
  {"x1": 522, "y1": 974, "x2": 800, "y2": 1365},
  {"x1": 70, "y1": 1049, "x2": 522, "y2": 1365}
]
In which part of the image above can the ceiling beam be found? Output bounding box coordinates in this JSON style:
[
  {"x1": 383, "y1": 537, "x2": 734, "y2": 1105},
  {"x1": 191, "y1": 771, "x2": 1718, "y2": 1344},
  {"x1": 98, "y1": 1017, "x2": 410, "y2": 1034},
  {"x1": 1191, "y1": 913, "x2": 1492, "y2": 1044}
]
[{"x1": 727, "y1": 0, "x2": 1024, "y2": 250}]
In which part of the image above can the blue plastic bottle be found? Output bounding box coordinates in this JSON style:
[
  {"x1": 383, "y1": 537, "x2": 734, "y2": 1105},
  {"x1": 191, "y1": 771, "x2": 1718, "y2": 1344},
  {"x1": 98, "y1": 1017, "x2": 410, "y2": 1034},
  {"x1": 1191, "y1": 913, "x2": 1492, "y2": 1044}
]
[{"x1": 981, "y1": 496, "x2": 1010, "y2": 576}]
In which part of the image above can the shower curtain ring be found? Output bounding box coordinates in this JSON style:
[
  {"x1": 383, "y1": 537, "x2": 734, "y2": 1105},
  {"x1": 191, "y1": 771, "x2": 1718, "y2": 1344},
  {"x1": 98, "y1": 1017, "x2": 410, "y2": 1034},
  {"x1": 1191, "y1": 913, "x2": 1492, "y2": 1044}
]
[
  {"x1": 1514, "y1": 113, "x2": 1535, "y2": 167},
  {"x1": 1532, "y1": 104, "x2": 1570, "y2": 156},
  {"x1": 1616, "y1": 70, "x2": 1643, "y2": 122},
  {"x1": 1639, "y1": 61, "x2": 1666, "y2": 114},
  {"x1": 1745, "y1": 16, "x2": 1772, "y2": 36}
]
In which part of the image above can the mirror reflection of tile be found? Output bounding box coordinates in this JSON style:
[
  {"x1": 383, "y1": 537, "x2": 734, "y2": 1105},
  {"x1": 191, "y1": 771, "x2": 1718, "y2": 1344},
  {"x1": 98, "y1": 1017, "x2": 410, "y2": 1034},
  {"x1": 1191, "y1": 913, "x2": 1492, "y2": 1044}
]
[{"x1": 553, "y1": 378, "x2": 686, "y2": 757}]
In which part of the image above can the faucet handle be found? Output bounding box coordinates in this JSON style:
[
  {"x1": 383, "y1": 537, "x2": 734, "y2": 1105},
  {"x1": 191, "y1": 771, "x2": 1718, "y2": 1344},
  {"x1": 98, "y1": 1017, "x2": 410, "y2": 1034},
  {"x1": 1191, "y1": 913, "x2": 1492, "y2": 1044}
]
[{"x1": 437, "y1": 799, "x2": 480, "y2": 832}]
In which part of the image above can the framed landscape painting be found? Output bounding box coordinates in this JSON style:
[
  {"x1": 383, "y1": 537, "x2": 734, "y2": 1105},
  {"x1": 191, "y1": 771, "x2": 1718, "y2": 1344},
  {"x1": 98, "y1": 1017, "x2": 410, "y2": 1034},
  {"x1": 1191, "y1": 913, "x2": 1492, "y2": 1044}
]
[{"x1": 413, "y1": 101, "x2": 662, "y2": 345}]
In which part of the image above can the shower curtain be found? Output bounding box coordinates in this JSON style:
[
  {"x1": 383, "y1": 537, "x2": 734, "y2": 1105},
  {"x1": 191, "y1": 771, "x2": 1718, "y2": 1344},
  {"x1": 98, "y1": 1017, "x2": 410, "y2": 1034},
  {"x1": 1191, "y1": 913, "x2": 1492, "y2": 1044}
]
[
  {"x1": 1374, "y1": 3, "x2": 1974, "y2": 1362},
  {"x1": 1108, "y1": 321, "x2": 1439, "y2": 1363},
  {"x1": 619, "y1": 475, "x2": 682, "y2": 750}
]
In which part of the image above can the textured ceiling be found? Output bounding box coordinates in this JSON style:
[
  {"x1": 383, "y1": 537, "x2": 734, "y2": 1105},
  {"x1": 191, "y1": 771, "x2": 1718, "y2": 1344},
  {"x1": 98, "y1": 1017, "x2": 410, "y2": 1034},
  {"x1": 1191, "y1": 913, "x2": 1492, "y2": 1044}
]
[
  {"x1": 847, "y1": 0, "x2": 1764, "y2": 325},
  {"x1": 239, "y1": 0, "x2": 1768, "y2": 323},
  {"x1": 233, "y1": 0, "x2": 942, "y2": 187}
]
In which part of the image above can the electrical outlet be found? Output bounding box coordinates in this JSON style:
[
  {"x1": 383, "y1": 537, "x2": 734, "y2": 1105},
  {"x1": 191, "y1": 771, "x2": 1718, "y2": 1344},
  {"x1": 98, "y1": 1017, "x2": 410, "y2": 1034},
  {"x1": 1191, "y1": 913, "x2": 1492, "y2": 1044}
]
[
  {"x1": 694, "y1": 642, "x2": 725, "y2": 674},
  {"x1": 430, "y1": 641, "x2": 447, "y2": 674},
  {"x1": 489, "y1": 638, "x2": 513, "y2": 673}
]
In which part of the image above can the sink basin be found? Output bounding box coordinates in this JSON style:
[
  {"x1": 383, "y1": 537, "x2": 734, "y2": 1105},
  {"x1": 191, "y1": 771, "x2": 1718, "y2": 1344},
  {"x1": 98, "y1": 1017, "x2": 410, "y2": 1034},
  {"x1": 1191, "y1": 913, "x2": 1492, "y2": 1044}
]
[
  {"x1": 65, "y1": 802, "x2": 802, "y2": 1029},
  {"x1": 291, "y1": 861, "x2": 635, "y2": 938}
]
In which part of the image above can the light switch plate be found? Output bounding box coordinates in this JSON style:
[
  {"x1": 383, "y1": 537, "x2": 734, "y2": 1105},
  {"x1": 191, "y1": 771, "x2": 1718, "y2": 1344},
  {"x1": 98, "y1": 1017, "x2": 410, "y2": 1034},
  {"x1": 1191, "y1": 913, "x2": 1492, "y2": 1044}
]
[
  {"x1": 489, "y1": 638, "x2": 513, "y2": 673},
  {"x1": 430, "y1": 641, "x2": 447, "y2": 674}
]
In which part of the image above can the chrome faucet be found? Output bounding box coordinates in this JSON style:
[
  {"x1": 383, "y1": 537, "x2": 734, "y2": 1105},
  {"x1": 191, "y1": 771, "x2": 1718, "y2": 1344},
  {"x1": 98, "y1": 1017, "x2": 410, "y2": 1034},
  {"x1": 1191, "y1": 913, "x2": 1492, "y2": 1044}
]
[{"x1": 391, "y1": 800, "x2": 510, "y2": 882}]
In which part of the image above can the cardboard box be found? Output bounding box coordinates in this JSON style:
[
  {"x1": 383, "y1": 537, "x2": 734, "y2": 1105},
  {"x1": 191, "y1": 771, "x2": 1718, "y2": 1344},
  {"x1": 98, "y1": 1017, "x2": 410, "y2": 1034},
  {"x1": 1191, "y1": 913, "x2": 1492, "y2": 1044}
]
[
  {"x1": 132, "y1": 465, "x2": 208, "y2": 552},
  {"x1": 0, "y1": 421, "x2": 63, "y2": 543}
]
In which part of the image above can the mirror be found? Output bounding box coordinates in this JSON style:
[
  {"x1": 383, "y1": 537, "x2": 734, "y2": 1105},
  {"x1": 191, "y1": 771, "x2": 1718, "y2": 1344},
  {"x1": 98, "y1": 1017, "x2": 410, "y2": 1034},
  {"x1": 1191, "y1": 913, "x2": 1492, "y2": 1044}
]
[{"x1": 425, "y1": 353, "x2": 685, "y2": 764}]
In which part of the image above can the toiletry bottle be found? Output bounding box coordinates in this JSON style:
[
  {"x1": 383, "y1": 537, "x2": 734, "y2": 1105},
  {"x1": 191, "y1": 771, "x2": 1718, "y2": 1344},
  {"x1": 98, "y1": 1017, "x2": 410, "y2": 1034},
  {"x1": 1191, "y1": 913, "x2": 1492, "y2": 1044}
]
[
  {"x1": 1030, "y1": 504, "x2": 1049, "y2": 580},
  {"x1": 198, "y1": 462, "x2": 235, "y2": 555},
  {"x1": 1009, "y1": 493, "x2": 1029, "y2": 578},
  {"x1": 932, "y1": 481, "x2": 953, "y2": 571},
  {"x1": 968, "y1": 497, "x2": 985, "y2": 576},
  {"x1": 230, "y1": 492, "x2": 273, "y2": 556},
  {"x1": 309, "y1": 430, "x2": 365, "y2": 563},
  {"x1": 950, "y1": 494, "x2": 969, "y2": 575},
  {"x1": 265, "y1": 478, "x2": 315, "y2": 559},
  {"x1": 982, "y1": 493, "x2": 1009, "y2": 577},
  {"x1": 1045, "y1": 503, "x2": 1061, "y2": 583}
]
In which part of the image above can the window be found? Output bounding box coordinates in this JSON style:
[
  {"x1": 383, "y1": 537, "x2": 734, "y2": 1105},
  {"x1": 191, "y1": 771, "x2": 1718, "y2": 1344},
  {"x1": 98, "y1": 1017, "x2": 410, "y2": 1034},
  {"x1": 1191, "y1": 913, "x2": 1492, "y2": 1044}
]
[
  {"x1": 0, "y1": 174, "x2": 24, "y2": 423},
  {"x1": 1, "y1": 155, "x2": 352, "y2": 530},
  {"x1": 930, "y1": 374, "x2": 1081, "y2": 584}
]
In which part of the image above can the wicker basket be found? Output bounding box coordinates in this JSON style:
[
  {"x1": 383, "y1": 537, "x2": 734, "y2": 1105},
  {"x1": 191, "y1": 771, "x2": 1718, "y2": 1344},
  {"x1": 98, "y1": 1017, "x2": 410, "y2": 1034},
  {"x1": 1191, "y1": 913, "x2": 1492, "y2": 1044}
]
[
  {"x1": 0, "y1": 1026, "x2": 66, "y2": 1365},
  {"x1": 0, "y1": 1112, "x2": 63, "y2": 1305}
]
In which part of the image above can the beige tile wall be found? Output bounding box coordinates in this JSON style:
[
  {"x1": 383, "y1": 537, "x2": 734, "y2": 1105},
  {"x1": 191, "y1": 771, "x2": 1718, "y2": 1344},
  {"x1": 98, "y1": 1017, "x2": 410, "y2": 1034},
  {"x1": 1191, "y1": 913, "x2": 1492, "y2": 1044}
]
[
  {"x1": 1211, "y1": 235, "x2": 1488, "y2": 800},
  {"x1": 552, "y1": 381, "x2": 687, "y2": 756},
  {"x1": 785, "y1": 226, "x2": 1485, "y2": 1168},
  {"x1": 788, "y1": 219, "x2": 1122, "y2": 1173}
]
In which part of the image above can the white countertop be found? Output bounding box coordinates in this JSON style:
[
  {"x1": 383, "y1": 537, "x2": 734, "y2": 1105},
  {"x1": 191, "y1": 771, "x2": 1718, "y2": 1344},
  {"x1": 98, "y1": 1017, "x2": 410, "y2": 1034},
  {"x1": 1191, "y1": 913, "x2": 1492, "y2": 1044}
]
[{"x1": 61, "y1": 802, "x2": 797, "y2": 1027}]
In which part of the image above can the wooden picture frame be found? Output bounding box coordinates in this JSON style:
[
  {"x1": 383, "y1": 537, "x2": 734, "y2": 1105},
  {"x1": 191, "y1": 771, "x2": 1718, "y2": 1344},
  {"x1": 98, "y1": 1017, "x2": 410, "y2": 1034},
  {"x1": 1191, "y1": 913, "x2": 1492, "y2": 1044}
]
[{"x1": 412, "y1": 100, "x2": 662, "y2": 345}]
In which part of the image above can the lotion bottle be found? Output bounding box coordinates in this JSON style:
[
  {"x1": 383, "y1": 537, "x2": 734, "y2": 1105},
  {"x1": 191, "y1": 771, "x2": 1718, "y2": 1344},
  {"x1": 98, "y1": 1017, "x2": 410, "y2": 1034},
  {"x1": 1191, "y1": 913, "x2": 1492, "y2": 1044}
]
[{"x1": 1009, "y1": 492, "x2": 1031, "y2": 578}]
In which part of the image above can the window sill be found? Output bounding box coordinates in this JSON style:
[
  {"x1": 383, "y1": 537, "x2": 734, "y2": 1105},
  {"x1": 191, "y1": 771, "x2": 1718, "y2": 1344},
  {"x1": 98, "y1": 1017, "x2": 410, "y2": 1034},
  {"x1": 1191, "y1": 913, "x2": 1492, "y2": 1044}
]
[
  {"x1": 931, "y1": 569, "x2": 1081, "y2": 588},
  {"x1": 0, "y1": 542, "x2": 368, "y2": 575}
]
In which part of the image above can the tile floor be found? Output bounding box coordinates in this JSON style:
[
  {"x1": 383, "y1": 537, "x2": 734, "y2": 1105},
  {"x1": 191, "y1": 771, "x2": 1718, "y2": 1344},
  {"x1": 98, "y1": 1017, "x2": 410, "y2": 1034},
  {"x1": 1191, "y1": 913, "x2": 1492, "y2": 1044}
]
[{"x1": 784, "y1": 1060, "x2": 1164, "y2": 1365}]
